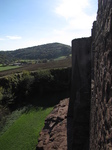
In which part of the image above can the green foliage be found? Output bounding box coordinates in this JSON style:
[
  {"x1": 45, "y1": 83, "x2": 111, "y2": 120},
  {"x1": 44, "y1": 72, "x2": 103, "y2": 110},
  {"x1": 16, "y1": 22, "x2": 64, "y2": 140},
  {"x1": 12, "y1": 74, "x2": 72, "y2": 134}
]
[
  {"x1": 0, "y1": 68, "x2": 71, "y2": 108},
  {"x1": 0, "y1": 105, "x2": 10, "y2": 134},
  {"x1": 0, "y1": 75, "x2": 19, "y2": 106},
  {"x1": 0, "y1": 87, "x2": 3, "y2": 101},
  {"x1": 0, "y1": 52, "x2": 15, "y2": 64},
  {"x1": 33, "y1": 70, "x2": 53, "y2": 81},
  {"x1": 14, "y1": 71, "x2": 34, "y2": 104},
  {"x1": 0, "y1": 106, "x2": 53, "y2": 150},
  {"x1": 50, "y1": 68, "x2": 71, "y2": 90},
  {"x1": 0, "y1": 107, "x2": 26, "y2": 135}
]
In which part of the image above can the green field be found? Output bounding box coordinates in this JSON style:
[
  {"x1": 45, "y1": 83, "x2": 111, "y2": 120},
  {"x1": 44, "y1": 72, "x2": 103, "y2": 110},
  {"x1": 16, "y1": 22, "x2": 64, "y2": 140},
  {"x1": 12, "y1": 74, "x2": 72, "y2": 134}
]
[
  {"x1": 0, "y1": 107, "x2": 53, "y2": 150},
  {"x1": 0, "y1": 65, "x2": 20, "y2": 72}
]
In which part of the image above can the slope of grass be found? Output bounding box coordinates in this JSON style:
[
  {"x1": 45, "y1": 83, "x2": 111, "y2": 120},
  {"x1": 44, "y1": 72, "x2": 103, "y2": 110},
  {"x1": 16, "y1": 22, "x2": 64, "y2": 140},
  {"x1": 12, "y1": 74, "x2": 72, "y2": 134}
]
[
  {"x1": 0, "y1": 107, "x2": 53, "y2": 150},
  {"x1": 54, "y1": 56, "x2": 66, "y2": 61},
  {"x1": 0, "y1": 65, "x2": 20, "y2": 72}
]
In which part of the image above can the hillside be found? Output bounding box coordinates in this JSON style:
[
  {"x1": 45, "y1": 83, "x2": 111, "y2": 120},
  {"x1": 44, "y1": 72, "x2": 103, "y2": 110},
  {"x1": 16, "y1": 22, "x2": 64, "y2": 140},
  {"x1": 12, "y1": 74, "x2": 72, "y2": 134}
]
[{"x1": 0, "y1": 43, "x2": 71, "y2": 64}]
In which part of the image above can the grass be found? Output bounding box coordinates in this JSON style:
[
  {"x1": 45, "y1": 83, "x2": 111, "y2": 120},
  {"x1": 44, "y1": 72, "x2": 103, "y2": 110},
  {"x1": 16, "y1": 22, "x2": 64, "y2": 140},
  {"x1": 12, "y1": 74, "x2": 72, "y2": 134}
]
[
  {"x1": 54, "y1": 56, "x2": 66, "y2": 61},
  {"x1": 0, "y1": 106, "x2": 53, "y2": 150},
  {"x1": 0, "y1": 65, "x2": 20, "y2": 72}
]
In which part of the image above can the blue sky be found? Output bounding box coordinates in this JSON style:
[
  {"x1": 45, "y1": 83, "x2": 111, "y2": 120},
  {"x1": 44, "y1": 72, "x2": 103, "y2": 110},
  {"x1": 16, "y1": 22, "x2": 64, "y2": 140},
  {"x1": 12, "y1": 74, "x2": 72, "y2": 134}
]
[{"x1": 0, "y1": 0, "x2": 98, "y2": 50}]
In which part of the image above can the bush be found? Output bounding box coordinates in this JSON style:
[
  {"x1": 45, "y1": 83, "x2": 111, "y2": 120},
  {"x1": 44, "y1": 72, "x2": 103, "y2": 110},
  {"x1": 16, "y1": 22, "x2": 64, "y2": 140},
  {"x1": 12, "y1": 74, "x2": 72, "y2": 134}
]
[{"x1": 0, "y1": 68, "x2": 71, "y2": 109}]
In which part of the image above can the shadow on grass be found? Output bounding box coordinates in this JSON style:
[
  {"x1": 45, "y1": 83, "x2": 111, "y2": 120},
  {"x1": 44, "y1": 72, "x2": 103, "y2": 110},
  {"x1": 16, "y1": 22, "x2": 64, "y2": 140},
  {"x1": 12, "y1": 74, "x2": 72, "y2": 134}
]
[
  {"x1": 9, "y1": 90, "x2": 70, "y2": 112},
  {"x1": 29, "y1": 90, "x2": 70, "y2": 108}
]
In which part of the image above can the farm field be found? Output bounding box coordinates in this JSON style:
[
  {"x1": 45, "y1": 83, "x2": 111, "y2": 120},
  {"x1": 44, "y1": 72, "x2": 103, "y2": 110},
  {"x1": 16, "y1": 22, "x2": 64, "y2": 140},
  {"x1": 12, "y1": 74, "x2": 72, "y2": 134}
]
[
  {"x1": 0, "y1": 106, "x2": 53, "y2": 150},
  {"x1": 0, "y1": 57, "x2": 71, "y2": 77}
]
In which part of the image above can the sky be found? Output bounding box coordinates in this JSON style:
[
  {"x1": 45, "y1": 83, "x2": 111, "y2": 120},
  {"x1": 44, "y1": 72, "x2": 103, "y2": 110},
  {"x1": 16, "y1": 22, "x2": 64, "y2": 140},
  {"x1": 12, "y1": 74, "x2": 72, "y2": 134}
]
[{"x1": 0, "y1": 0, "x2": 98, "y2": 51}]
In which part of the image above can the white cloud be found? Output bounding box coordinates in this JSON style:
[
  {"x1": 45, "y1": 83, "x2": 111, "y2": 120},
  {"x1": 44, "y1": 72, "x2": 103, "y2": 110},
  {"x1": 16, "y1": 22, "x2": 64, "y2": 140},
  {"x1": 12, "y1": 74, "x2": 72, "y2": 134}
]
[
  {"x1": 6, "y1": 36, "x2": 22, "y2": 40},
  {"x1": 55, "y1": 0, "x2": 97, "y2": 39},
  {"x1": 0, "y1": 38, "x2": 5, "y2": 41},
  {"x1": 55, "y1": 0, "x2": 90, "y2": 19}
]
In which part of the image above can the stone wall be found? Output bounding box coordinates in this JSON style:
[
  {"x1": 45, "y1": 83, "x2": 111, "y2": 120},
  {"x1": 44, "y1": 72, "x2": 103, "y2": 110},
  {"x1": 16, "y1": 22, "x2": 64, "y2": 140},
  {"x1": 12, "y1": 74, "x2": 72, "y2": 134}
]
[
  {"x1": 90, "y1": 0, "x2": 112, "y2": 149},
  {"x1": 68, "y1": 37, "x2": 91, "y2": 149},
  {"x1": 69, "y1": 38, "x2": 91, "y2": 116}
]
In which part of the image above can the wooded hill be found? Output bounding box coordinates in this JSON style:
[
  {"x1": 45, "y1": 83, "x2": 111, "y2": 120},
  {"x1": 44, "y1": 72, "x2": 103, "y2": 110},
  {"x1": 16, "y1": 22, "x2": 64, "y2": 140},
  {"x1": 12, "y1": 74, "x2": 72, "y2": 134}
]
[{"x1": 0, "y1": 43, "x2": 71, "y2": 64}]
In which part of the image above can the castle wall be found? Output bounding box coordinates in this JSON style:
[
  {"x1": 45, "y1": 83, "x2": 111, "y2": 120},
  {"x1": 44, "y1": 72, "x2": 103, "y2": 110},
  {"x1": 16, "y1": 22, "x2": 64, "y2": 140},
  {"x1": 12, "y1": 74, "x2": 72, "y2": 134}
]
[
  {"x1": 69, "y1": 38, "x2": 91, "y2": 114},
  {"x1": 90, "y1": 0, "x2": 112, "y2": 149},
  {"x1": 69, "y1": 37, "x2": 91, "y2": 149}
]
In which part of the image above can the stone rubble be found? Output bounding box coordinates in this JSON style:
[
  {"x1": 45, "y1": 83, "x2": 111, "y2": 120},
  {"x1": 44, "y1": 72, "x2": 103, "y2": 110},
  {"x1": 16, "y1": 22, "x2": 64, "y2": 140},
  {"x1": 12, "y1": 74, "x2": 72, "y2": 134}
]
[{"x1": 36, "y1": 98, "x2": 71, "y2": 150}]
